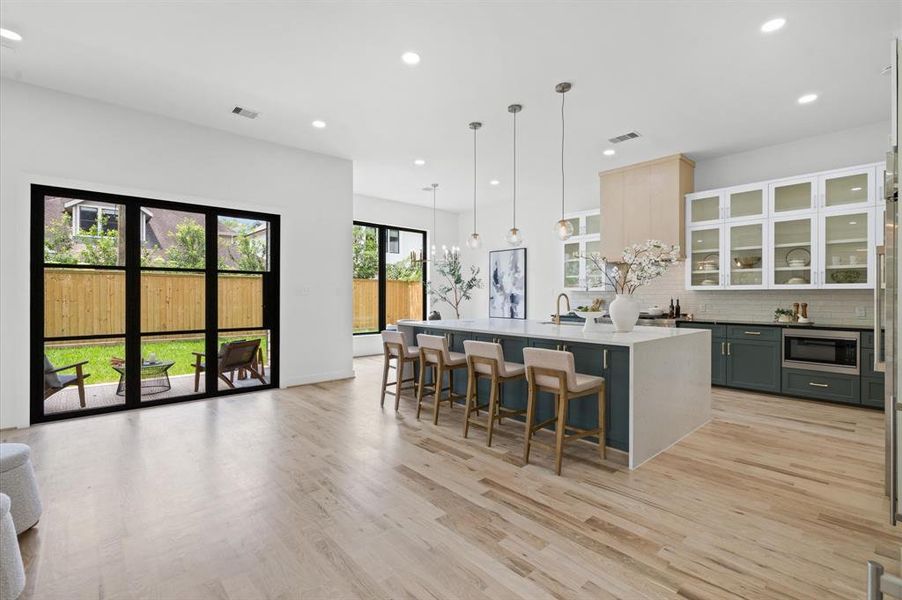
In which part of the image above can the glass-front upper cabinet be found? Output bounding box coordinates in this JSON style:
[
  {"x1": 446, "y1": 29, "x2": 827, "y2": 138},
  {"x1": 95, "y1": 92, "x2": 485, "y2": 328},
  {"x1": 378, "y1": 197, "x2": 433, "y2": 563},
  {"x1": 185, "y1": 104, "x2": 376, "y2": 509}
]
[
  {"x1": 727, "y1": 185, "x2": 766, "y2": 220},
  {"x1": 560, "y1": 209, "x2": 605, "y2": 291},
  {"x1": 819, "y1": 208, "x2": 873, "y2": 289},
  {"x1": 770, "y1": 177, "x2": 816, "y2": 215},
  {"x1": 687, "y1": 226, "x2": 723, "y2": 289},
  {"x1": 770, "y1": 215, "x2": 816, "y2": 288},
  {"x1": 687, "y1": 192, "x2": 723, "y2": 225},
  {"x1": 563, "y1": 241, "x2": 581, "y2": 289},
  {"x1": 820, "y1": 166, "x2": 873, "y2": 208},
  {"x1": 726, "y1": 221, "x2": 766, "y2": 288}
]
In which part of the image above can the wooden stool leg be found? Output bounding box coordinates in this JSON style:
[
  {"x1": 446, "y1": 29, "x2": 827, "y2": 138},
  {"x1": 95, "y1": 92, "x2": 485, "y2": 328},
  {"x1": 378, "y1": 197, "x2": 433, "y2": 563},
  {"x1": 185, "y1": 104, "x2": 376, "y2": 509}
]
[
  {"x1": 554, "y1": 391, "x2": 568, "y2": 476},
  {"x1": 380, "y1": 353, "x2": 390, "y2": 408},
  {"x1": 598, "y1": 384, "x2": 606, "y2": 460},
  {"x1": 463, "y1": 368, "x2": 475, "y2": 438},
  {"x1": 486, "y1": 377, "x2": 499, "y2": 447},
  {"x1": 433, "y1": 364, "x2": 444, "y2": 426},
  {"x1": 394, "y1": 356, "x2": 404, "y2": 410},
  {"x1": 523, "y1": 384, "x2": 536, "y2": 463},
  {"x1": 416, "y1": 356, "x2": 427, "y2": 420}
]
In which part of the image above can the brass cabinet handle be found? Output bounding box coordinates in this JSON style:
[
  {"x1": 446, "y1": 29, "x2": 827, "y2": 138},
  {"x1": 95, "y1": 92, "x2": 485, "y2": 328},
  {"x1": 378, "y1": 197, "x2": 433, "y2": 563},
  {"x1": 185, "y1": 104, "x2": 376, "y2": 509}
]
[
  {"x1": 808, "y1": 382, "x2": 829, "y2": 388},
  {"x1": 721, "y1": 342, "x2": 726, "y2": 355},
  {"x1": 743, "y1": 331, "x2": 761, "y2": 336},
  {"x1": 603, "y1": 348, "x2": 608, "y2": 369},
  {"x1": 727, "y1": 343, "x2": 731, "y2": 356},
  {"x1": 562, "y1": 344, "x2": 568, "y2": 351}
]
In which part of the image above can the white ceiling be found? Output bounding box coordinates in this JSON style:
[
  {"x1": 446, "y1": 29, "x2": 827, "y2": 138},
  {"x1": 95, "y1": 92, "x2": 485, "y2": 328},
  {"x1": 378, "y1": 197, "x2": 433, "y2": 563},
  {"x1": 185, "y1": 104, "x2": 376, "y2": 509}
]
[{"x1": 0, "y1": 1, "x2": 899, "y2": 213}]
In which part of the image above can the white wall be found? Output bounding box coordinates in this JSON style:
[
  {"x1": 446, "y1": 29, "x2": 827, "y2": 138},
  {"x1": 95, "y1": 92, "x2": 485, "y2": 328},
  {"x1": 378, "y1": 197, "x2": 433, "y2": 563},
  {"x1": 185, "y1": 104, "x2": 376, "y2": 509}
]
[
  {"x1": 456, "y1": 121, "x2": 890, "y2": 322},
  {"x1": 0, "y1": 79, "x2": 354, "y2": 428},
  {"x1": 352, "y1": 193, "x2": 460, "y2": 356}
]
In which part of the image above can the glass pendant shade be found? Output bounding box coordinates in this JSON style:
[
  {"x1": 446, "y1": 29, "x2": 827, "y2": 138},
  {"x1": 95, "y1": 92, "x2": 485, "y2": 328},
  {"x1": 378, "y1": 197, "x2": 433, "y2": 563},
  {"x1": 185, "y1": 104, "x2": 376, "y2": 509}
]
[
  {"x1": 466, "y1": 232, "x2": 482, "y2": 249},
  {"x1": 505, "y1": 227, "x2": 522, "y2": 246},
  {"x1": 555, "y1": 219, "x2": 574, "y2": 240}
]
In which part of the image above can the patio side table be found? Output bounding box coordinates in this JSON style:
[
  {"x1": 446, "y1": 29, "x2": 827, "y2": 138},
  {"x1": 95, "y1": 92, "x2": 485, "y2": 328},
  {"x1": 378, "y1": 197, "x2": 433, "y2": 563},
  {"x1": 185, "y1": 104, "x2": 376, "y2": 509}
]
[{"x1": 112, "y1": 360, "x2": 175, "y2": 396}]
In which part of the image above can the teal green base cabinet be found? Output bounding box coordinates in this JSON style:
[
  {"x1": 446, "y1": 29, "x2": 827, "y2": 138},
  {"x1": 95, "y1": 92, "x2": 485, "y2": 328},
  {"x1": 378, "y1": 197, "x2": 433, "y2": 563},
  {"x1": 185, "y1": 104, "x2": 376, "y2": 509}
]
[
  {"x1": 782, "y1": 369, "x2": 860, "y2": 405},
  {"x1": 725, "y1": 339, "x2": 781, "y2": 393},
  {"x1": 861, "y1": 378, "x2": 884, "y2": 408}
]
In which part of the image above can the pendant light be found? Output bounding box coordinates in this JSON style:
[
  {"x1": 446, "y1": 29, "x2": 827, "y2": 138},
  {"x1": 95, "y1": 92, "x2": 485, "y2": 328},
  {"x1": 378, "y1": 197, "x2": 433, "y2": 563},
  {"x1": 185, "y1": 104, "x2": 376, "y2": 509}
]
[
  {"x1": 411, "y1": 183, "x2": 458, "y2": 263},
  {"x1": 505, "y1": 104, "x2": 523, "y2": 246},
  {"x1": 466, "y1": 121, "x2": 482, "y2": 249},
  {"x1": 554, "y1": 82, "x2": 574, "y2": 241}
]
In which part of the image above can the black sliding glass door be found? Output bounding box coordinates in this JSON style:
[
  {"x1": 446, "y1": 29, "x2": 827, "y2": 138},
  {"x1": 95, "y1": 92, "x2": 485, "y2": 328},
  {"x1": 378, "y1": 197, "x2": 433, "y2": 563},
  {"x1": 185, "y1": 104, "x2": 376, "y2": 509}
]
[{"x1": 31, "y1": 185, "x2": 280, "y2": 423}]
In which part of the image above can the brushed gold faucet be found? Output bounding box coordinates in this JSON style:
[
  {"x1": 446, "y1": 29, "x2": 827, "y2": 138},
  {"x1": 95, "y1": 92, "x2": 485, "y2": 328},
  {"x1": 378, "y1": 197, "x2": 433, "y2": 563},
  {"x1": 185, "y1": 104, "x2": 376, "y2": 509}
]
[{"x1": 553, "y1": 293, "x2": 571, "y2": 325}]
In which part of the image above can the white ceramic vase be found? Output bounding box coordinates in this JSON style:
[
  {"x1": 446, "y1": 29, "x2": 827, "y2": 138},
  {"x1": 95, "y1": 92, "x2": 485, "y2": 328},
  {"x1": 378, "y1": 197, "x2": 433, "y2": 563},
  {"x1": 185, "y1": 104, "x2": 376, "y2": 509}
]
[{"x1": 609, "y1": 294, "x2": 641, "y2": 332}]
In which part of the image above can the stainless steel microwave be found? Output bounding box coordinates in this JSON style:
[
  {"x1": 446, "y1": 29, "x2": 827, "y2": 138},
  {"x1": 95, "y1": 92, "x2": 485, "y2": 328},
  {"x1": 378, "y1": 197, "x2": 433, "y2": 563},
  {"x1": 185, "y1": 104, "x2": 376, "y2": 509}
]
[{"x1": 782, "y1": 329, "x2": 860, "y2": 375}]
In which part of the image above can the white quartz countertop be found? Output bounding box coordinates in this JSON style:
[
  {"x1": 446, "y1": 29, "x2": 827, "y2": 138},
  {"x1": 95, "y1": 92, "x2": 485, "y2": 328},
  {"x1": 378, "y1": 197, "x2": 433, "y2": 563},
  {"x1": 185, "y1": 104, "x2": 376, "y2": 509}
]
[{"x1": 398, "y1": 318, "x2": 707, "y2": 348}]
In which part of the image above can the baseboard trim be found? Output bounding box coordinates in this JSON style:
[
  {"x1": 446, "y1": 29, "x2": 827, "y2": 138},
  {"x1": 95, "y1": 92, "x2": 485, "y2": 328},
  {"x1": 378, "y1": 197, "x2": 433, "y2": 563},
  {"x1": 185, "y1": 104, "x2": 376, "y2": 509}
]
[{"x1": 282, "y1": 369, "x2": 356, "y2": 388}]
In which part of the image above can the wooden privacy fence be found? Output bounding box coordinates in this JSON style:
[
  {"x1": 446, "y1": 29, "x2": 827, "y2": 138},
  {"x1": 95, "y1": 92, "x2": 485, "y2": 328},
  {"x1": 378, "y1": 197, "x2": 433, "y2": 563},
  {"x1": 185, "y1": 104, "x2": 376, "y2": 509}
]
[
  {"x1": 44, "y1": 269, "x2": 263, "y2": 337},
  {"x1": 353, "y1": 279, "x2": 423, "y2": 331}
]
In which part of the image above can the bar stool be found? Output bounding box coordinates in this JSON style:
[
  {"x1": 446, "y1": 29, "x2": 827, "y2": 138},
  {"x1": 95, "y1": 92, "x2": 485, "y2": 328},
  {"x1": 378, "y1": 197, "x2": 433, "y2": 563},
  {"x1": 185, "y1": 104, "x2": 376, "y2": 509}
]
[
  {"x1": 522, "y1": 347, "x2": 606, "y2": 476},
  {"x1": 416, "y1": 334, "x2": 467, "y2": 425},
  {"x1": 380, "y1": 330, "x2": 419, "y2": 411},
  {"x1": 462, "y1": 340, "x2": 527, "y2": 446}
]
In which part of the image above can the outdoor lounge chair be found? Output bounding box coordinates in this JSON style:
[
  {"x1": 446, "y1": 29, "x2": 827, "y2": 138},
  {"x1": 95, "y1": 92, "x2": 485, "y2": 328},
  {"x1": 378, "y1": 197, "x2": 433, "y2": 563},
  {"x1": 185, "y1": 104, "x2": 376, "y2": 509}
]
[
  {"x1": 192, "y1": 339, "x2": 266, "y2": 392},
  {"x1": 43, "y1": 354, "x2": 90, "y2": 407}
]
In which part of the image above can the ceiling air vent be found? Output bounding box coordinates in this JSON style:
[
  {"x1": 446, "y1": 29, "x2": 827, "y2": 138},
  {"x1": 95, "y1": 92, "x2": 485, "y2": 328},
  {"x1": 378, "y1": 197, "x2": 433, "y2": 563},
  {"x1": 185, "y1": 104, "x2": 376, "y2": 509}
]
[
  {"x1": 231, "y1": 106, "x2": 260, "y2": 119},
  {"x1": 608, "y1": 131, "x2": 641, "y2": 144}
]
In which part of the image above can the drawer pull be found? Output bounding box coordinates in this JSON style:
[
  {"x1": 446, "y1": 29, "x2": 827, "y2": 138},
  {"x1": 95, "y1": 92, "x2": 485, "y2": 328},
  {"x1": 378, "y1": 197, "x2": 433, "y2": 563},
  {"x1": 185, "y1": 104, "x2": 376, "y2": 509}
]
[
  {"x1": 727, "y1": 342, "x2": 731, "y2": 356},
  {"x1": 808, "y1": 382, "x2": 829, "y2": 388},
  {"x1": 721, "y1": 342, "x2": 726, "y2": 355},
  {"x1": 603, "y1": 348, "x2": 608, "y2": 369},
  {"x1": 743, "y1": 331, "x2": 761, "y2": 336}
]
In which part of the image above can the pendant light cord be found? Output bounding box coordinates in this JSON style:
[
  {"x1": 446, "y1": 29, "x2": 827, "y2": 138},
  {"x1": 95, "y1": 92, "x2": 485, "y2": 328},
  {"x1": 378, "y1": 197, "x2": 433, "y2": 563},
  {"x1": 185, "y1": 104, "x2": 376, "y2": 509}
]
[
  {"x1": 513, "y1": 110, "x2": 517, "y2": 229},
  {"x1": 560, "y1": 90, "x2": 566, "y2": 221},
  {"x1": 473, "y1": 126, "x2": 478, "y2": 232},
  {"x1": 432, "y1": 186, "x2": 436, "y2": 244}
]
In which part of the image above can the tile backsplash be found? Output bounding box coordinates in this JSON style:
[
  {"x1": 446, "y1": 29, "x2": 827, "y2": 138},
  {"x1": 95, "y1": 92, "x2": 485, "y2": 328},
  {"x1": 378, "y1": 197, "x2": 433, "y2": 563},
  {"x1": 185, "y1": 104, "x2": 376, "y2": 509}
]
[{"x1": 570, "y1": 268, "x2": 873, "y2": 326}]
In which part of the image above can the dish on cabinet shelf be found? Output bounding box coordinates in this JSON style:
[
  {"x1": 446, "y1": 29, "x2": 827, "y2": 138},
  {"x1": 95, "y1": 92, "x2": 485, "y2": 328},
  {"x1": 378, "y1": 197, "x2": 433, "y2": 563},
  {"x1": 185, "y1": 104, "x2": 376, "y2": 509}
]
[
  {"x1": 733, "y1": 256, "x2": 761, "y2": 269},
  {"x1": 785, "y1": 247, "x2": 811, "y2": 268},
  {"x1": 700, "y1": 279, "x2": 718, "y2": 286},
  {"x1": 785, "y1": 276, "x2": 809, "y2": 284},
  {"x1": 829, "y1": 269, "x2": 863, "y2": 284}
]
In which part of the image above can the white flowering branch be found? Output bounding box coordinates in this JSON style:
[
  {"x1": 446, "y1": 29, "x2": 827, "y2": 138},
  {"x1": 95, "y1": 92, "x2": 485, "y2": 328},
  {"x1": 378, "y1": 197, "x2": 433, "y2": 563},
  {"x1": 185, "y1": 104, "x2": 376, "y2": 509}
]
[{"x1": 582, "y1": 240, "x2": 680, "y2": 295}]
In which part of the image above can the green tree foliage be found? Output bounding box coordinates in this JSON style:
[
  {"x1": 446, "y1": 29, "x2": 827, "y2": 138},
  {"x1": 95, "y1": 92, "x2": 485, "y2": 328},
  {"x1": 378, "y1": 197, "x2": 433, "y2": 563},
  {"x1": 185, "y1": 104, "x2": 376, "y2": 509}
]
[
  {"x1": 44, "y1": 212, "x2": 77, "y2": 264},
  {"x1": 165, "y1": 219, "x2": 206, "y2": 268},
  {"x1": 386, "y1": 256, "x2": 422, "y2": 282},
  {"x1": 353, "y1": 225, "x2": 378, "y2": 279},
  {"x1": 78, "y1": 215, "x2": 120, "y2": 266},
  {"x1": 228, "y1": 229, "x2": 267, "y2": 271},
  {"x1": 427, "y1": 253, "x2": 482, "y2": 319}
]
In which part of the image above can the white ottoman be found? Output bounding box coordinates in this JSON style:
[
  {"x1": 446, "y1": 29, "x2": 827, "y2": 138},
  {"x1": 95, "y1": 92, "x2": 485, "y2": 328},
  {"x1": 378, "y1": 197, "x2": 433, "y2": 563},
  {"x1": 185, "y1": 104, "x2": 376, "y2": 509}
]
[
  {"x1": 0, "y1": 493, "x2": 25, "y2": 599},
  {"x1": 0, "y1": 444, "x2": 42, "y2": 534}
]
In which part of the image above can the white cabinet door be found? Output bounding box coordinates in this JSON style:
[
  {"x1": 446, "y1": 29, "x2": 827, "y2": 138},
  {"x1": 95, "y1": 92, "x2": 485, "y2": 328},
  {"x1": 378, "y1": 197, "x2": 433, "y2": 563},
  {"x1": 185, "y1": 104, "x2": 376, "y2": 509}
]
[
  {"x1": 686, "y1": 225, "x2": 724, "y2": 289},
  {"x1": 819, "y1": 166, "x2": 875, "y2": 209},
  {"x1": 725, "y1": 219, "x2": 767, "y2": 289},
  {"x1": 562, "y1": 240, "x2": 582, "y2": 290},
  {"x1": 686, "y1": 191, "x2": 724, "y2": 226},
  {"x1": 770, "y1": 176, "x2": 817, "y2": 215},
  {"x1": 819, "y1": 207, "x2": 874, "y2": 289},
  {"x1": 770, "y1": 214, "x2": 817, "y2": 289},
  {"x1": 726, "y1": 184, "x2": 767, "y2": 221}
]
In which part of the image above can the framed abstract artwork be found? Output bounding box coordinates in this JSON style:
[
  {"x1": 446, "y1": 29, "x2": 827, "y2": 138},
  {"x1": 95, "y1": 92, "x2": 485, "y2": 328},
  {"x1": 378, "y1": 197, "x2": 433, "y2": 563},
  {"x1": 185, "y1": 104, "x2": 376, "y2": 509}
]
[{"x1": 488, "y1": 248, "x2": 526, "y2": 319}]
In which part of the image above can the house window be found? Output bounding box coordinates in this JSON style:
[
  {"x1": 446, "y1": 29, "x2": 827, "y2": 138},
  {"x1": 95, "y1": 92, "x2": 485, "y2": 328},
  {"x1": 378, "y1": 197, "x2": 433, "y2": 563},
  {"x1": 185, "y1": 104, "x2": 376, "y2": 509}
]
[
  {"x1": 77, "y1": 206, "x2": 98, "y2": 234},
  {"x1": 75, "y1": 204, "x2": 120, "y2": 236},
  {"x1": 387, "y1": 229, "x2": 400, "y2": 254}
]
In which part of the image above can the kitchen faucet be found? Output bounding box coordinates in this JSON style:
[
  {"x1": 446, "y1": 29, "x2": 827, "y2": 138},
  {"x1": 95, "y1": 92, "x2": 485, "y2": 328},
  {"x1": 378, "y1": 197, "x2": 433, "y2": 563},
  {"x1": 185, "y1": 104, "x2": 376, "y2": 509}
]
[{"x1": 553, "y1": 293, "x2": 571, "y2": 325}]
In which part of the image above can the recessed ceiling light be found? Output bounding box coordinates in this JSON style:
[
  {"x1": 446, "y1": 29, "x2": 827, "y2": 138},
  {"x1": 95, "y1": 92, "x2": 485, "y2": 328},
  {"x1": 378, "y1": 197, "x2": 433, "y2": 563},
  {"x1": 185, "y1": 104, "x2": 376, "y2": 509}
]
[
  {"x1": 849, "y1": 221, "x2": 857, "y2": 225},
  {"x1": 760, "y1": 18, "x2": 786, "y2": 33},
  {"x1": 797, "y1": 93, "x2": 818, "y2": 105},
  {"x1": 401, "y1": 52, "x2": 420, "y2": 66},
  {"x1": 311, "y1": 120, "x2": 327, "y2": 129},
  {"x1": 603, "y1": 149, "x2": 616, "y2": 156},
  {"x1": 413, "y1": 159, "x2": 426, "y2": 166},
  {"x1": 489, "y1": 180, "x2": 500, "y2": 186},
  {"x1": 851, "y1": 187, "x2": 862, "y2": 191},
  {"x1": 0, "y1": 28, "x2": 22, "y2": 42}
]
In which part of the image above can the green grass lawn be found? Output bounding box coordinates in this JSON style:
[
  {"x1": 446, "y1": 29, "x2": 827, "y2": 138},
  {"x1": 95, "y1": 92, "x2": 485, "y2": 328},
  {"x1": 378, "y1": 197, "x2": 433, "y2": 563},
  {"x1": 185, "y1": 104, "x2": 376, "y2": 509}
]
[{"x1": 45, "y1": 336, "x2": 269, "y2": 384}]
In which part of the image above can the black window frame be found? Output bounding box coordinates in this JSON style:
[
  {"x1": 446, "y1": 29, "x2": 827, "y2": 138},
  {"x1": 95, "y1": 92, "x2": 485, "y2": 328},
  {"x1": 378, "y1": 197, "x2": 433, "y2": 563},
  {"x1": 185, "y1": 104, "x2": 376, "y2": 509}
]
[
  {"x1": 31, "y1": 184, "x2": 280, "y2": 424},
  {"x1": 352, "y1": 221, "x2": 426, "y2": 335}
]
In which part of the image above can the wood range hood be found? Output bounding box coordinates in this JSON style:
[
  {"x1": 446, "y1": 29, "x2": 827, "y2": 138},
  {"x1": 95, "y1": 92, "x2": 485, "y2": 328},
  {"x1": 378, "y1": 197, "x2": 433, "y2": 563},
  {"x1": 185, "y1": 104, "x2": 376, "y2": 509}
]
[{"x1": 598, "y1": 153, "x2": 694, "y2": 259}]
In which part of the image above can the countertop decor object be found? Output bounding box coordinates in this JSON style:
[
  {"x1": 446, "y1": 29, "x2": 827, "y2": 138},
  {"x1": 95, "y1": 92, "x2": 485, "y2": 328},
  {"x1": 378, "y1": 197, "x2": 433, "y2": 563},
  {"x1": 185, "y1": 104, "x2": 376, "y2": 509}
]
[
  {"x1": 488, "y1": 247, "x2": 526, "y2": 319},
  {"x1": 774, "y1": 308, "x2": 796, "y2": 323},
  {"x1": 785, "y1": 247, "x2": 811, "y2": 268},
  {"x1": 587, "y1": 240, "x2": 681, "y2": 332}
]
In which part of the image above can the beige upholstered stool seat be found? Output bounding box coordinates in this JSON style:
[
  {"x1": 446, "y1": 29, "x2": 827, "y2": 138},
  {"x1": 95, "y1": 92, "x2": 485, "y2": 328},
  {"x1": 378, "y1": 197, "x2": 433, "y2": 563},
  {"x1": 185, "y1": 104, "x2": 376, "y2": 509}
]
[
  {"x1": 462, "y1": 340, "x2": 528, "y2": 447},
  {"x1": 522, "y1": 347, "x2": 607, "y2": 475},
  {"x1": 416, "y1": 334, "x2": 468, "y2": 425},
  {"x1": 380, "y1": 331, "x2": 419, "y2": 411}
]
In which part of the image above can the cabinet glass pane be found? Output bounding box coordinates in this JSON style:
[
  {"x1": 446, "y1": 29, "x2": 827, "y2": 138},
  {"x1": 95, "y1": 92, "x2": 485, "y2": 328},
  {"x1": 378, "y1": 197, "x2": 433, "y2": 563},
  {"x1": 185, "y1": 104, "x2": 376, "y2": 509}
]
[
  {"x1": 773, "y1": 219, "x2": 812, "y2": 285},
  {"x1": 690, "y1": 228, "x2": 720, "y2": 286},
  {"x1": 729, "y1": 189, "x2": 763, "y2": 218},
  {"x1": 824, "y1": 173, "x2": 868, "y2": 207},
  {"x1": 564, "y1": 242, "x2": 580, "y2": 287},
  {"x1": 585, "y1": 214, "x2": 601, "y2": 236},
  {"x1": 824, "y1": 212, "x2": 868, "y2": 285},
  {"x1": 729, "y1": 223, "x2": 763, "y2": 286},
  {"x1": 690, "y1": 196, "x2": 720, "y2": 223},
  {"x1": 774, "y1": 181, "x2": 812, "y2": 212},
  {"x1": 585, "y1": 240, "x2": 603, "y2": 287}
]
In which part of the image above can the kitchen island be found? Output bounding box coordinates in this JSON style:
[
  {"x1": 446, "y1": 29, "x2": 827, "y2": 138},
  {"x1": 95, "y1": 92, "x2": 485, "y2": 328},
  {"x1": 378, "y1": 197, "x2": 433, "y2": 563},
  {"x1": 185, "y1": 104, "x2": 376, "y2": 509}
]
[{"x1": 398, "y1": 318, "x2": 711, "y2": 469}]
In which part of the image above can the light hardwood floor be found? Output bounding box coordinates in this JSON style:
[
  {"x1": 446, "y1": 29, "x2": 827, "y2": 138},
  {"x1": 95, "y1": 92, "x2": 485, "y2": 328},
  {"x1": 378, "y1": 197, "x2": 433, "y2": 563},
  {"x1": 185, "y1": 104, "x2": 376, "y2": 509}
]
[{"x1": 3, "y1": 356, "x2": 900, "y2": 599}]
